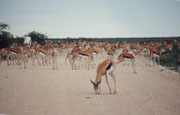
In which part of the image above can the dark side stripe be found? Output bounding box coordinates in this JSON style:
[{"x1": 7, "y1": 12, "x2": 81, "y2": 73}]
[
  {"x1": 79, "y1": 53, "x2": 89, "y2": 56},
  {"x1": 106, "y1": 62, "x2": 112, "y2": 71}
]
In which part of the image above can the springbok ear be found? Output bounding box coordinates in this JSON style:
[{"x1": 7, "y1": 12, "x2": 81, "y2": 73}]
[
  {"x1": 97, "y1": 79, "x2": 101, "y2": 86},
  {"x1": 90, "y1": 79, "x2": 95, "y2": 86}
]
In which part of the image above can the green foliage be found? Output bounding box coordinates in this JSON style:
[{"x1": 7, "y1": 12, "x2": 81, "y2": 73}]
[
  {"x1": 160, "y1": 43, "x2": 180, "y2": 71},
  {"x1": 66, "y1": 37, "x2": 74, "y2": 43},
  {"x1": 0, "y1": 22, "x2": 14, "y2": 48},
  {"x1": 14, "y1": 36, "x2": 24, "y2": 44},
  {"x1": 27, "y1": 31, "x2": 47, "y2": 45},
  {"x1": 78, "y1": 37, "x2": 92, "y2": 42},
  {"x1": 47, "y1": 37, "x2": 180, "y2": 44}
]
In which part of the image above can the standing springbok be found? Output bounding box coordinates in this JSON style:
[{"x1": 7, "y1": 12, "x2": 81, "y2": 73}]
[
  {"x1": 33, "y1": 46, "x2": 49, "y2": 66},
  {"x1": 20, "y1": 46, "x2": 29, "y2": 69},
  {"x1": 90, "y1": 59, "x2": 117, "y2": 94},
  {"x1": 149, "y1": 47, "x2": 163, "y2": 66},
  {"x1": 51, "y1": 47, "x2": 59, "y2": 70},
  {"x1": 0, "y1": 48, "x2": 7, "y2": 64},
  {"x1": 7, "y1": 46, "x2": 21, "y2": 66}
]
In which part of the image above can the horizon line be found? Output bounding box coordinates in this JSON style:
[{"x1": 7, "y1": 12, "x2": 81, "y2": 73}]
[{"x1": 47, "y1": 36, "x2": 180, "y2": 39}]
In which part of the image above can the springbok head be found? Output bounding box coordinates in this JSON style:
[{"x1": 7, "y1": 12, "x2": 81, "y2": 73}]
[{"x1": 90, "y1": 79, "x2": 101, "y2": 94}]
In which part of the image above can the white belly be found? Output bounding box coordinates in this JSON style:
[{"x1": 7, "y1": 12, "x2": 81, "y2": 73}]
[
  {"x1": 11, "y1": 52, "x2": 18, "y2": 55},
  {"x1": 39, "y1": 52, "x2": 46, "y2": 57}
]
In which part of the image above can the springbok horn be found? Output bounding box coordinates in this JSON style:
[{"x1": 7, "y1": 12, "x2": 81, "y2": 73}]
[{"x1": 90, "y1": 79, "x2": 95, "y2": 86}]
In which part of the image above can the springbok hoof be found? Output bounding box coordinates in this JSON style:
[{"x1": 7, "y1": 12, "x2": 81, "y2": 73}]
[{"x1": 113, "y1": 91, "x2": 117, "y2": 94}]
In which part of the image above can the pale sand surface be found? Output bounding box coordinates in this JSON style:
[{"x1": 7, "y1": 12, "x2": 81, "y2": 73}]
[{"x1": 0, "y1": 55, "x2": 180, "y2": 115}]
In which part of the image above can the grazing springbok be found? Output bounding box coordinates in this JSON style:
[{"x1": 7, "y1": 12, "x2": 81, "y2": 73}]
[
  {"x1": 68, "y1": 45, "x2": 96, "y2": 70},
  {"x1": 71, "y1": 49, "x2": 94, "y2": 70},
  {"x1": 117, "y1": 53, "x2": 137, "y2": 74},
  {"x1": 104, "y1": 46, "x2": 116, "y2": 59},
  {"x1": 90, "y1": 59, "x2": 117, "y2": 94},
  {"x1": 88, "y1": 47, "x2": 102, "y2": 58}
]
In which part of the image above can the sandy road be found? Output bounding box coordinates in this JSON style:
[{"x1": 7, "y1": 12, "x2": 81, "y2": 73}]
[{"x1": 0, "y1": 55, "x2": 180, "y2": 115}]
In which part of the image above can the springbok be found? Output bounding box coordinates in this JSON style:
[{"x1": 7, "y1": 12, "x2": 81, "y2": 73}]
[
  {"x1": 20, "y1": 46, "x2": 30, "y2": 69},
  {"x1": 71, "y1": 49, "x2": 94, "y2": 70},
  {"x1": 90, "y1": 59, "x2": 117, "y2": 94},
  {"x1": 149, "y1": 47, "x2": 163, "y2": 66},
  {"x1": 65, "y1": 52, "x2": 71, "y2": 65},
  {"x1": 0, "y1": 48, "x2": 7, "y2": 64},
  {"x1": 51, "y1": 47, "x2": 59, "y2": 70},
  {"x1": 7, "y1": 46, "x2": 21, "y2": 66},
  {"x1": 132, "y1": 48, "x2": 141, "y2": 56},
  {"x1": 117, "y1": 53, "x2": 137, "y2": 74},
  {"x1": 104, "y1": 46, "x2": 116, "y2": 59},
  {"x1": 31, "y1": 45, "x2": 50, "y2": 66}
]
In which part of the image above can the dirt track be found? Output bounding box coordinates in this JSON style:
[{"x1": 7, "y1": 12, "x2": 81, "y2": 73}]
[{"x1": 0, "y1": 55, "x2": 180, "y2": 115}]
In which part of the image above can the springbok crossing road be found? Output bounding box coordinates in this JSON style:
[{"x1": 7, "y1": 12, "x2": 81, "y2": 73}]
[{"x1": 0, "y1": 56, "x2": 180, "y2": 115}]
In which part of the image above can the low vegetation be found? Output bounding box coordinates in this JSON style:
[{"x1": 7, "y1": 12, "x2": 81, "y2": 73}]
[{"x1": 160, "y1": 43, "x2": 180, "y2": 71}]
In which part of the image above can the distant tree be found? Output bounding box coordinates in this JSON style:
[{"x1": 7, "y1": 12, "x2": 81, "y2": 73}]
[
  {"x1": 0, "y1": 22, "x2": 10, "y2": 30},
  {"x1": 66, "y1": 37, "x2": 73, "y2": 43},
  {"x1": 27, "y1": 31, "x2": 47, "y2": 45},
  {"x1": 0, "y1": 22, "x2": 14, "y2": 48},
  {"x1": 14, "y1": 36, "x2": 24, "y2": 44}
]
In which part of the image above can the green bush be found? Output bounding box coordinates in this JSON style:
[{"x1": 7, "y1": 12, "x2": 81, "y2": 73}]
[
  {"x1": 27, "y1": 31, "x2": 47, "y2": 45},
  {"x1": 0, "y1": 22, "x2": 14, "y2": 48},
  {"x1": 160, "y1": 43, "x2": 180, "y2": 71}
]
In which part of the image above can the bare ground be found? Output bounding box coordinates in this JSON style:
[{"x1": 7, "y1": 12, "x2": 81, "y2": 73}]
[{"x1": 0, "y1": 55, "x2": 180, "y2": 115}]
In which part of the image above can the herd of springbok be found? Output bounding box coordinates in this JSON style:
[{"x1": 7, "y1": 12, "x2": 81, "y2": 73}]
[{"x1": 0, "y1": 40, "x2": 179, "y2": 94}]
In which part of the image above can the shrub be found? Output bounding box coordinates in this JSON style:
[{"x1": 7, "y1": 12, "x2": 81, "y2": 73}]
[{"x1": 160, "y1": 43, "x2": 180, "y2": 71}]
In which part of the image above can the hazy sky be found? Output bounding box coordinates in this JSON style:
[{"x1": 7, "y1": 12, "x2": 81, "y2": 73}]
[{"x1": 0, "y1": 0, "x2": 180, "y2": 38}]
